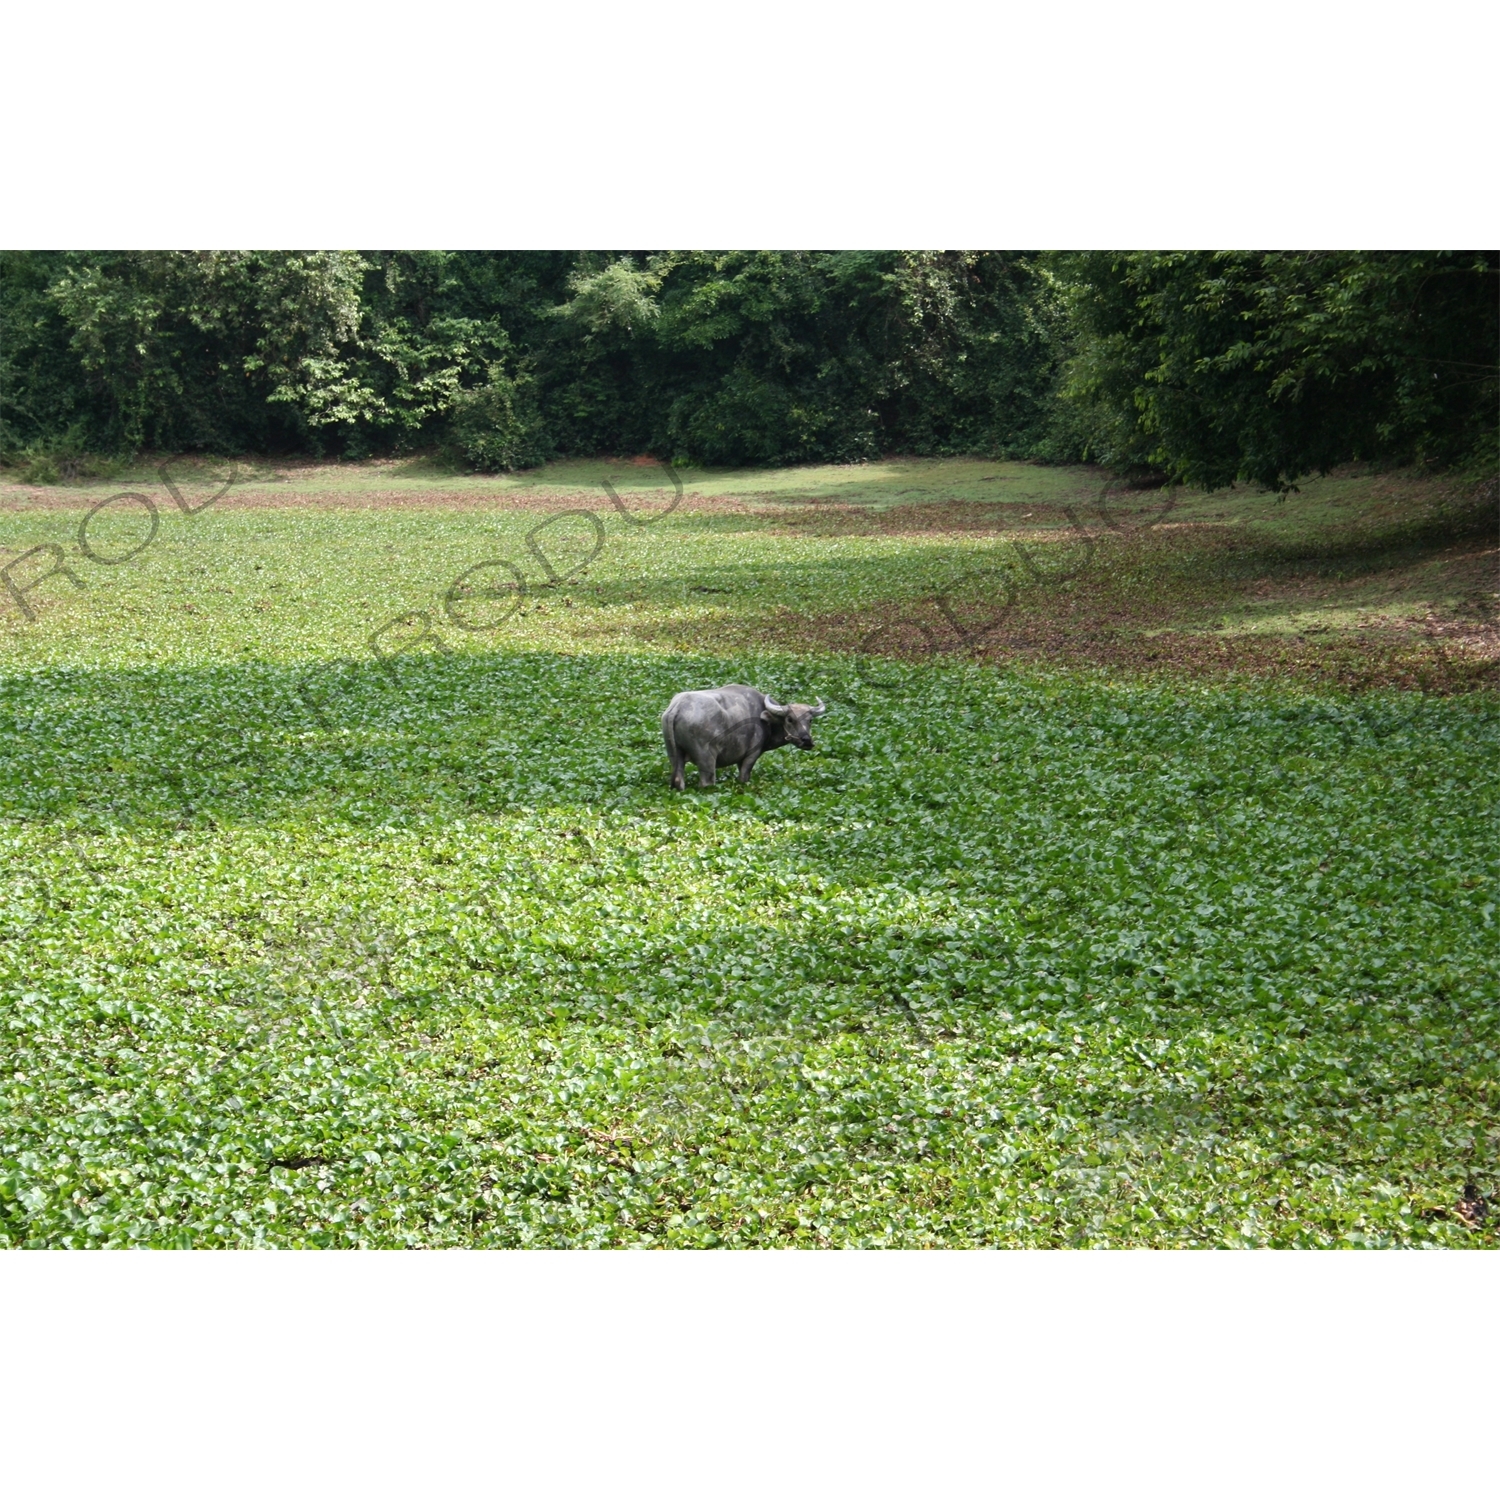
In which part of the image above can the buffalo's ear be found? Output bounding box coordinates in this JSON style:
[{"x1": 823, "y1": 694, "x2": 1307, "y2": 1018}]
[{"x1": 759, "y1": 708, "x2": 782, "y2": 723}]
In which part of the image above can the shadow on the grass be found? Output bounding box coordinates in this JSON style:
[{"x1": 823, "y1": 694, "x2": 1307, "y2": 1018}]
[{"x1": 0, "y1": 648, "x2": 864, "y2": 834}]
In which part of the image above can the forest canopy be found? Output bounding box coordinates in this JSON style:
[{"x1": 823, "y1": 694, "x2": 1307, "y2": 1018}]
[{"x1": 1, "y1": 250, "x2": 1494, "y2": 491}]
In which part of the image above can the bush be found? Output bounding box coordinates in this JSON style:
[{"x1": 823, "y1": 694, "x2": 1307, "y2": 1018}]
[
  {"x1": 440, "y1": 368, "x2": 551, "y2": 472},
  {"x1": 1, "y1": 424, "x2": 133, "y2": 485}
]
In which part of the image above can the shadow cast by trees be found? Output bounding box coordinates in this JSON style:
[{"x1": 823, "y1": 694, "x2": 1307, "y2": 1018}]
[{"x1": 1, "y1": 649, "x2": 755, "y2": 833}]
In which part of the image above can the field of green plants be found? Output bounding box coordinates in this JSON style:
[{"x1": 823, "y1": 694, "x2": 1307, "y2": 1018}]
[{"x1": 1, "y1": 458, "x2": 1495, "y2": 1246}]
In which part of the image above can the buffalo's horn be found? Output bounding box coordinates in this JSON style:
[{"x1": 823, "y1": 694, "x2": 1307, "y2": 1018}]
[
  {"x1": 810, "y1": 697, "x2": 828, "y2": 716},
  {"x1": 762, "y1": 696, "x2": 788, "y2": 714}
]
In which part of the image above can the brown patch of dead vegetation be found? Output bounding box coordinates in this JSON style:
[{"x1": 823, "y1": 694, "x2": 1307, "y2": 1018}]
[
  {"x1": 688, "y1": 496, "x2": 1500, "y2": 694},
  {"x1": 722, "y1": 605, "x2": 1497, "y2": 693}
]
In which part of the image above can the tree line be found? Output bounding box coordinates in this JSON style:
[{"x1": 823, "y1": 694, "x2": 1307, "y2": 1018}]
[{"x1": 1, "y1": 250, "x2": 1493, "y2": 491}]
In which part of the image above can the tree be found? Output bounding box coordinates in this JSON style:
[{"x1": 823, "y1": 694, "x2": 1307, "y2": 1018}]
[{"x1": 1052, "y1": 251, "x2": 1499, "y2": 491}]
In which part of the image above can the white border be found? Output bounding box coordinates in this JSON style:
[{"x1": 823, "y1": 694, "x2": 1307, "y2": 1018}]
[
  {"x1": 2, "y1": 1251, "x2": 1492, "y2": 1495},
  {"x1": 2, "y1": 1, "x2": 1496, "y2": 247}
]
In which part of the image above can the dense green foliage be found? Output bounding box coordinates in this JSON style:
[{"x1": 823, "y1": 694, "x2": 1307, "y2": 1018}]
[
  {"x1": 3, "y1": 651, "x2": 1494, "y2": 1248},
  {"x1": 0, "y1": 252, "x2": 1064, "y2": 472},
  {"x1": 2, "y1": 248, "x2": 1493, "y2": 489},
  {"x1": 1056, "y1": 251, "x2": 1499, "y2": 492},
  {"x1": 1, "y1": 467, "x2": 1495, "y2": 1246}
]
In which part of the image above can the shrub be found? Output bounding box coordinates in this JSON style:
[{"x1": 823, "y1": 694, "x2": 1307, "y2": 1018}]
[
  {"x1": 441, "y1": 368, "x2": 551, "y2": 472},
  {"x1": 1, "y1": 424, "x2": 133, "y2": 485}
]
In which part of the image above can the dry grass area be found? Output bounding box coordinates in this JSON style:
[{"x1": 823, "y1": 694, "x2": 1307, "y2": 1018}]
[
  {"x1": 666, "y1": 465, "x2": 1496, "y2": 694},
  {"x1": 748, "y1": 521, "x2": 1498, "y2": 693}
]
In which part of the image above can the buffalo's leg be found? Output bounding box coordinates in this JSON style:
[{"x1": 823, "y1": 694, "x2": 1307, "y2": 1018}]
[
  {"x1": 737, "y1": 748, "x2": 762, "y2": 784},
  {"x1": 697, "y1": 751, "x2": 717, "y2": 788}
]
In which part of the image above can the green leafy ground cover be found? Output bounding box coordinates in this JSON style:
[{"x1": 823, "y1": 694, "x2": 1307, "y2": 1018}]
[{"x1": 1, "y1": 459, "x2": 1496, "y2": 1246}]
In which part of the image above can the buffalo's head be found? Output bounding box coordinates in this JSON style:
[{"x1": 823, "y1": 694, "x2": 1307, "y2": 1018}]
[{"x1": 761, "y1": 696, "x2": 828, "y2": 750}]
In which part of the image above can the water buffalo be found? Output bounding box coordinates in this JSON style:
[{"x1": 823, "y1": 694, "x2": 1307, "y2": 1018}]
[{"x1": 661, "y1": 684, "x2": 827, "y2": 790}]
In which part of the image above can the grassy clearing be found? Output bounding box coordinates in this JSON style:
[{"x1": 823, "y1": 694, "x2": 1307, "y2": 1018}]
[
  {"x1": 1, "y1": 458, "x2": 1496, "y2": 1247},
  {"x1": 4, "y1": 454, "x2": 1491, "y2": 687}
]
